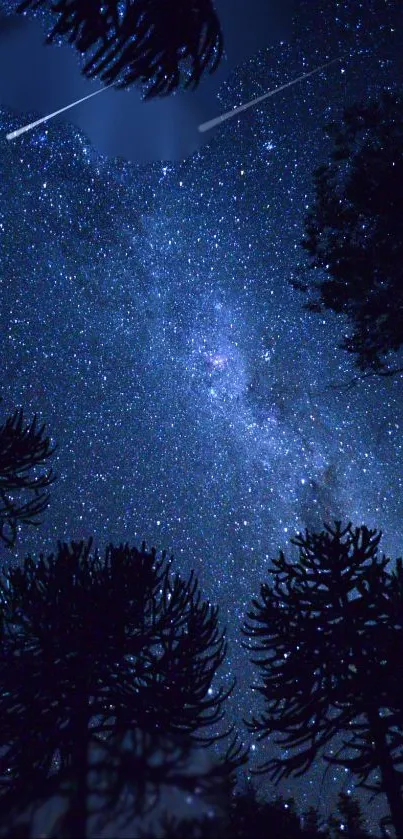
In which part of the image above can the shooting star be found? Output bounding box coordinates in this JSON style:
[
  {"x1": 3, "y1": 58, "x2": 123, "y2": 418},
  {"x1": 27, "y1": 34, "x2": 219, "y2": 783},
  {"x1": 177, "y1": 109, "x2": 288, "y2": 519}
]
[
  {"x1": 198, "y1": 57, "x2": 342, "y2": 133},
  {"x1": 6, "y1": 82, "x2": 115, "y2": 141},
  {"x1": 5, "y1": 56, "x2": 342, "y2": 142}
]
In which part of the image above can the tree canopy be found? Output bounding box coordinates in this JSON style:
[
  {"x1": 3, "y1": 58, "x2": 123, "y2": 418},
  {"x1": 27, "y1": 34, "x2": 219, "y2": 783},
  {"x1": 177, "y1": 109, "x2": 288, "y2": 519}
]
[
  {"x1": 243, "y1": 521, "x2": 403, "y2": 838},
  {"x1": 16, "y1": 0, "x2": 224, "y2": 98},
  {"x1": 0, "y1": 537, "x2": 245, "y2": 837},
  {"x1": 294, "y1": 91, "x2": 403, "y2": 376},
  {"x1": 0, "y1": 407, "x2": 55, "y2": 547}
]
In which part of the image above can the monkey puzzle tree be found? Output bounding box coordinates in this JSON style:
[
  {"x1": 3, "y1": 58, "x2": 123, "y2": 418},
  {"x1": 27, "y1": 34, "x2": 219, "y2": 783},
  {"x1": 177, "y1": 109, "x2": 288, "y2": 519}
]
[
  {"x1": 0, "y1": 538, "x2": 245, "y2": 837},
  {"x1": 243, "y1": 521, "x2": 403, "y2": 838},
  {"x1": 293, "y1": 91, "x2": 403, "y2": 376},
  {"x1": 0, "y1": 407, "x2": 55, "y2": 547},
  {"x1": 16, "y1": 0, "x2": 224, "y2": 99}
]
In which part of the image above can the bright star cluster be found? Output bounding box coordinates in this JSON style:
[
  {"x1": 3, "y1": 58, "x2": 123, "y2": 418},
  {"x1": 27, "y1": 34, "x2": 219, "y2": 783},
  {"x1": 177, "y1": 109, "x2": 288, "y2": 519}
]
[{"x1": 1, "y1": 0, "x2": 403, "y2": 830}]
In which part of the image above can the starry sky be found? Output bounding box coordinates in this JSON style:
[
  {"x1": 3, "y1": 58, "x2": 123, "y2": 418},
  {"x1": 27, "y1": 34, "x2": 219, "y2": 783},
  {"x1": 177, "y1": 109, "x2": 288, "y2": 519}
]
[
  {"x1": 1, "y1": 0, "x2": 403, "y2": 832},
  {"x1": 0, "y1": 0, "x2": 292, "y2": 162}
]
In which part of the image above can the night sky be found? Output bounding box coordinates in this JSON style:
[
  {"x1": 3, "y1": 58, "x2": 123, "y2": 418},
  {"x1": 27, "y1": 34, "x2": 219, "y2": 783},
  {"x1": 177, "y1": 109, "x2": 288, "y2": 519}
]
[
  {"x1": 1, "y1": 0, "x2": 403, "y2": 832},
  {"x1": 0, "y1": 0, "x2": 292, "y2": 162}
]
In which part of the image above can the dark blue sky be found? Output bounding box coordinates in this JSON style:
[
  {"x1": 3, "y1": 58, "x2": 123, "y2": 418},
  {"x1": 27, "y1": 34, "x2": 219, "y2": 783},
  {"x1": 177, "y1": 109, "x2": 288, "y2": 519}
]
[
  {"x1": 2, "y1": 0, "x2": 403, "y2": 833},
  {"x1": 0, "y1": 0, "x2": 293, "y2": 162}
]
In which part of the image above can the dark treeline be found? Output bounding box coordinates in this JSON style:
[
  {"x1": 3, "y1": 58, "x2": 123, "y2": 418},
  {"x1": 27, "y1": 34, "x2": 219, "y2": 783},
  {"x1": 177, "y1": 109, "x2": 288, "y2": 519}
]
[
  {"x1": 140, "y1": 785, "x2": 387, "y2": 838},
  {"x1": 0, "y1": 459, "x2": 402, "y2": 836}
]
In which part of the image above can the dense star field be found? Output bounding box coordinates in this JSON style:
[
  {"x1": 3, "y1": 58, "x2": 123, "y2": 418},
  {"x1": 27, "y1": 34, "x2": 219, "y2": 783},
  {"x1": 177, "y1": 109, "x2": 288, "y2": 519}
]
[{"x1": 1, "y1": 0, "x2": 403, "y2": 831}]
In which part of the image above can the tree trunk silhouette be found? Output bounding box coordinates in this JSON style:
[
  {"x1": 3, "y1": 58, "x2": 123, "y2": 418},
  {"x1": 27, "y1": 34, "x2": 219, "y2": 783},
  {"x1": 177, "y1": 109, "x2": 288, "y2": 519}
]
[
  {"x1": 366, "y1": 706, "x2": 403, "y2": 839},
  {"x1": 64, "y1": 698, "x2": 89, "y2": 838}
]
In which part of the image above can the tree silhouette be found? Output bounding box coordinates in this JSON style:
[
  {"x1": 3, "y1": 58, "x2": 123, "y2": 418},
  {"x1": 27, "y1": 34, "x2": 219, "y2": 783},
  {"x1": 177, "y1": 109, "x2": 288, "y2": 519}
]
[
  {"x1": 243, "y1": 521, "x2": 403, "y2": 838},
  {"x1": 293, "y1": 91, "x2": 403, "y2": 376},
  {"x1": 302, "y1": 804, "x2": 330, "y2": 838},
  {"x1": 149, "y1": 786, "x2": 347, "y2": 838},
  {"x1": 220, "y1": 785, "x2": 303, "y2": 839},
  {"x1": 0, "y1": 407, "x2": 55, "y2": 547},
  {"x1": 327, "y1": 792, "x2": 370, "y2": 839},
  {"x1": 0, "y1": 538, "x2": 246, "y2": 837},
  {"x1": 16, "y1": 0, "x2": 224, "y2": 98}
]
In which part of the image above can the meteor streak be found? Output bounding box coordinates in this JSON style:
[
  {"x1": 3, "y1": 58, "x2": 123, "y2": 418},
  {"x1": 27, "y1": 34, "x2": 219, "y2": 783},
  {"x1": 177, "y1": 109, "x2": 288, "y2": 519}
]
[
  {"x1": 6, "y1": 82, "x2": 115, "y2": 141},
  {"x1": 5, "y1": 56, "x2": 342, "y2": 143},
  {"x1": 198, "y1": 57, "x2": 342, "y2": 133}
]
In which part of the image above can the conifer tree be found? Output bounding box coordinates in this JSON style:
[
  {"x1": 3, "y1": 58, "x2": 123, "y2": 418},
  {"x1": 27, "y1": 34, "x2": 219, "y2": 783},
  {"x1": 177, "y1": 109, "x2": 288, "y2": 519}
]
[
  {"x1": 293, "y1": 92, "x2": 403, "y2": 376},
  {"x1": 327, "y1": 792, "x2": 370, "y2": 839},
  {"x1": 0, "y1": 538, "x2": 245, "y2": 837},
  {"x1": 0, "y1": 407, "x2": 55, "y2": 547},
  {"x1": 243, "y1": 522, "x2": 403, "y2": 838}
]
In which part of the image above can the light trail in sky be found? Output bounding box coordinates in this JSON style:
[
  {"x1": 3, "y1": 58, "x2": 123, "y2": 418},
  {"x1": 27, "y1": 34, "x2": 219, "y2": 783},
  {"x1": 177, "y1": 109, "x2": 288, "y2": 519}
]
[
  {"x1": 5, "y1": 56, "x2": 342, "y2": 142},
  {"x1": 6, "y1": 82, "x2": 115, "y2": 141},
  {"x1": 198, "y1": 57, "x2": 342, "y2": 133}
]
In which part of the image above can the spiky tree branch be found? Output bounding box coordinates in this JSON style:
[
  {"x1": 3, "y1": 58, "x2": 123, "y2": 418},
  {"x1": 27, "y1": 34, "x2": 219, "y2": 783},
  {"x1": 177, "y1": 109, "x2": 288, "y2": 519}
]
[
  {"x1": 292, "y1": 91, "x2": 403, "y2": 376},
  {"x1": 0, "y1": 408, "x2": 56, "y2": 547},
  {"x1": 243, "y1": 521, "x2": 403, "y2": 837},
  {"x1": 0, "y1": 538, "x2": 246, "y2": 837},
  {"x1": 16, "y1": 0, "x2": 224, "y2": 98}
]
